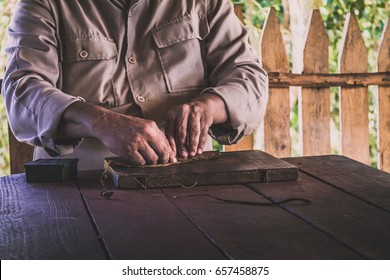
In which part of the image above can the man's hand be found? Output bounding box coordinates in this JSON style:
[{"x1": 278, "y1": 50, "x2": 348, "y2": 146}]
[
  {"x1": 59, "y1": 102, "x2": 176, "y2": 165},
  {"x1": 98, "y1": 113, "x2": 176, "y2": 166},
  {"x1": 165, "y1": 93, "x2": 228, "y2": 158}
]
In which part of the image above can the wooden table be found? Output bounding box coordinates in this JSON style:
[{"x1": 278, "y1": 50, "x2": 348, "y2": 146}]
[{"x1": 1, "y1": 155, "x2": 390, "y2": 260}]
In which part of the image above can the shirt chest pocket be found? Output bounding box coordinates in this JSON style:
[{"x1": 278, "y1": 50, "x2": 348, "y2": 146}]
[
  {"x1": 61, "y1": 37, "x2": 119, "y2": 107},
  {"x1": 152, "y1": 15, "x2": 210, "y2": 93}
]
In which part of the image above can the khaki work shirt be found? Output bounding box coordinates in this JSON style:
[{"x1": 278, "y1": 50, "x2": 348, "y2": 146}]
[{"x1": 2, "y1": 0, "x2": 268, "y2": 168}]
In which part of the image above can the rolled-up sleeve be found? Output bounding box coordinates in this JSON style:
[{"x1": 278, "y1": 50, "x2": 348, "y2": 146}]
[
  {"x1": 204, "y1": 0, "x2": 268, "y2": 144},
  {"x1": 1, "y1": 0, "x2": 82, "y2": 156}
]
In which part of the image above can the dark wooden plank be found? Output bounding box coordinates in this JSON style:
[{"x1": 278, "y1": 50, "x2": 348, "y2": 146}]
[
  {"x1": 163, "y1": 184, "x2": 362, "y2": 260},
  {"x1": 249, "y1": 171, "x2": 390, "y2": 259},
  {"x1": 105, "y1": 150, "x2": 298, "y2": 188},
  {"x1": 77, "y1": 176, "x2": 226, "y2": 260},
  {"x1": 284, "y1": 155, "x2": 390, "y2": 212},
  {"x1": 0, "y1": 174, "x2": 106, "y2": 259},
  {"x1": 8, "y1": 126, "x2": 34, "y2": 175}
]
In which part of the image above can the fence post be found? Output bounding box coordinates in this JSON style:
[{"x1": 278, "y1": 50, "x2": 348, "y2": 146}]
[
  {"x1": 377, "y1": 19, "x2": 390, "y2": 172},
  {"x1": 261, "y1": 8, "x2": 291, "y2": 158},
  {"x1": 224, "y1": 4, "x2": 255, "y2": 152},
  {"x1": 339, "y1": 13, "x2": 370, "y2": 164},
  {"x1": 300, "y1": 10, "x2": 331, "y2": 155}
]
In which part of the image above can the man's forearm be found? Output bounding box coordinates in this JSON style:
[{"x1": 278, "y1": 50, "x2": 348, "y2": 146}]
[
  {"x1": 193, "y1": 92, "x2": 228, "y2": 124},
  {"x1": 57, "y1": 101, "x2": 110, "y2": 139}
]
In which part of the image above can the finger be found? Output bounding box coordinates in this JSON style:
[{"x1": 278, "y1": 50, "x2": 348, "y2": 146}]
[
  {"x1": 169, "y1": 151, "x2": 177, "y2": 163},
  {"x1": 148, "y1": 133, "x2": 173, "y2": 164},
  {"x1": 139, "y1": 142, "x2": 160, "y2": 165},
  {"x1": 165, "y1": 112, "x2": 177, "y2": 156},
  {"x1": 197, "y1": 116, "x2": 213, "y2": 155},
  {"x1": 175, "y1": 107, "x2": 189, "y2": 158},
  {"x1": 128, "y1": 150, "x2": 147, "y2": 166},
  {"x1": 187, "y1": 110, "x2": 201, "y2": 157}
]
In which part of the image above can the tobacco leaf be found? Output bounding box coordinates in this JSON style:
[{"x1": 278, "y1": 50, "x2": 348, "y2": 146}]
[{"x1": 107, "y1": 151, "x2": 222, "y2": 168}]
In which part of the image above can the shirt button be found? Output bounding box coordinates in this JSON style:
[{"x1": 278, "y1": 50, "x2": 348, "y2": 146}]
[
  {"x1": 137, "y1": 96, "x2": 146, "y2": 103},
  {"x1": 128, "y1": 56, "x2": 137, "y2": 64},
  {"x1": 79, "y1": 50, "x2": 89, "y2": 59}
]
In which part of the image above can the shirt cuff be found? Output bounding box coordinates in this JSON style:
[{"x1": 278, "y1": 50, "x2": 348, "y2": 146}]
[
  {"x1": 37, "y1": 92, "x2": 85, "y2": 157},
  {"x1": 201, "y1": 87, "x2": 248, "y2": 145}
]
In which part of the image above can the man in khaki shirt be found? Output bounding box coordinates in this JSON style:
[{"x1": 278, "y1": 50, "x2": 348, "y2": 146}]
[{"x1": 2, "y1": 0, "x2": 268, "y2": 170}]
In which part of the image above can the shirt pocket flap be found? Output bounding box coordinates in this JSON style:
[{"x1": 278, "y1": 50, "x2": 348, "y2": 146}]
[
  {"x1": 63, "y1": 37, "x2": 118, "y2": 63},
  {"x1": 152, "y1": 14, "x2": 210, "y2": 48}
]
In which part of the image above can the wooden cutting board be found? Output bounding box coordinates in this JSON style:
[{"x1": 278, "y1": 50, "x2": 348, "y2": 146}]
[{"x1": 104, "y1": 150, "x2": 298, "y2": 189}]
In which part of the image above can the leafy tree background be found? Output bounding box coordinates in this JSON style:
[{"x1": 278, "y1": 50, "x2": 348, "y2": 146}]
[{"x1": 0, "y1": 0, "x2": 388, "y2": 175}]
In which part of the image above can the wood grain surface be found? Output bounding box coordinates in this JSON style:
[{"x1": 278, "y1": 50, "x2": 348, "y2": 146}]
[
  {"x1": 77, "y1": 177, "x2": 226, "y2": 260},
  {"x1": 2, "y1": 156, "x2": 390, "y2": 260},
  {"x1": 105, "y1": 150, "x2": 298, "y2": 188},
  {"x1": 301, "y1": 10, "x2": 331, "y2": 156},
  {"x1": 377, "y1": 19, "x2": 390, "y2": 172},
  {"x1": 261, "y1": 8, "x2": 291, "y2": 157},
  {"x1": 285, "y1": 155, "x2": 390, "y2": 212},
  {"x1": 163, "y1": 184, "x2": 361, "y2": 260},
  {"x1": 249, "y1": 170, "x2": 390, "y2": 259},
  {"x1": 339, "y1": 13, "x2": 370, "y2": 164},
  {"x1": 0, "y1": 174, "x2": 106, "y2": 259}
]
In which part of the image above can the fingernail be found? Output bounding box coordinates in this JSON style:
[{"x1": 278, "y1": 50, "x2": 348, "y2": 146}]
[
  {"x1": 197, "y1": 148, "x2": 203, "y2": 155},
  {"x1": 181, "y1": 151, "x2": 188, "y2": 158},
  {"x1": 172, "y1": 157, "x2": 177, "y2": 163},
  {"x1": 189, "y1": 150, "x2": 196, "y2": 157}
]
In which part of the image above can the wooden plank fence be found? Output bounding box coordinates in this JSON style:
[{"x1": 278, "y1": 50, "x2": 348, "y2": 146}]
[
  {"x1": 227, "y1": 6, "x2": 390, "y2": 173},
  {"x1": 3, "y1": 6, "x2": 390, "y2": 174}
]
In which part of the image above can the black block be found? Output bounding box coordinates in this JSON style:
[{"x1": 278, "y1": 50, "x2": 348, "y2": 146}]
[{"x1": 24, "y1": 158, "x2": 78, "y2": 183}]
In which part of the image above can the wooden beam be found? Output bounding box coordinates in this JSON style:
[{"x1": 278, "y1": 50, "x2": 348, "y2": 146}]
[{"x1": 268, "y1": 72, "x2": 390, "y2": 88}]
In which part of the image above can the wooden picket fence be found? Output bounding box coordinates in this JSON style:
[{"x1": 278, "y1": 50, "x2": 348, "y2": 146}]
[{"x1": 226, "y1": 6, "x2": 390, "y2": 173}]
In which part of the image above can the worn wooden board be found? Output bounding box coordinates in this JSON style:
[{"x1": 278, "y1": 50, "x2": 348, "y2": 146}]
[
  {"x1": 0, "y1": 174, "x2": 106, "y2": 259},
  {"x1": 377, "y1": 19, "x2": 390, "y2": 172},
  {"x1": 301, "y1": 10, "x2": 331, "y2": 156},
  {"x1": 339, "y1": 13, "x2": 370, "y2": 164},
  {"x1": 77, "y1": 176, "x2": 226, "y2": 260},
  {"x1": 284, "y1": 155, "x2": 390, "y2": 212},
  {"x1": 163, "y1": 184, "x2": 361, "y2": 260},
  {"x1": 261, "y1": 8, "x2": 291, "y2": 157},
  {"x1": 249, "y1": 170, "x2": 390, "y2": 259},
  {"x1": 224, "y1": 136, "x2": 254, "y2": 152},
  {"x1": 8, "y1": 126, "x2": 34, "y2": 175},
  {"x1": 105, "y1": 150, "x2": 298, "y2": 189}
]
